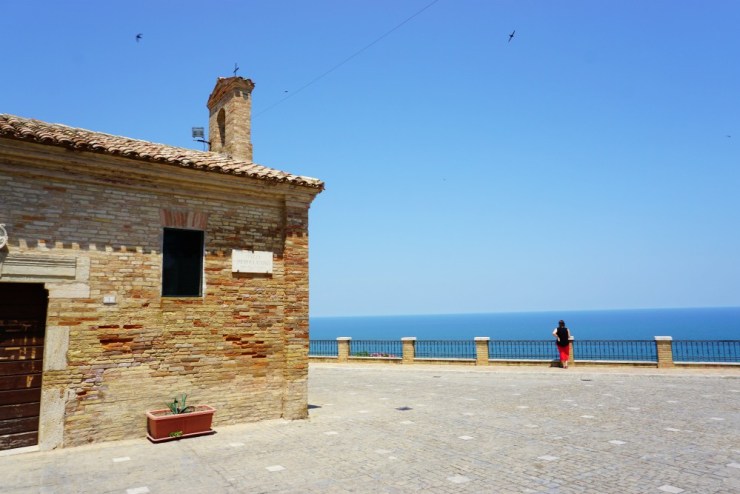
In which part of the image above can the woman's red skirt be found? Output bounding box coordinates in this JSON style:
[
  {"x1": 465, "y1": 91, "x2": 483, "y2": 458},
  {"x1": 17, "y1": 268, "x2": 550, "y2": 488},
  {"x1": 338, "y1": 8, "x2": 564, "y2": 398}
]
[{"x1": 557, "y1": 344, "x2": 570, "y2": 361}]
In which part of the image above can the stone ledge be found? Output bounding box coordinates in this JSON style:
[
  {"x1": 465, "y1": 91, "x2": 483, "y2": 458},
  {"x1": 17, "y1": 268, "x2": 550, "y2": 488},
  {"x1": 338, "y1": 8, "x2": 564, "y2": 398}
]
[{"x1": 0, "y1": 253, "x2": 77, "y2": 280}]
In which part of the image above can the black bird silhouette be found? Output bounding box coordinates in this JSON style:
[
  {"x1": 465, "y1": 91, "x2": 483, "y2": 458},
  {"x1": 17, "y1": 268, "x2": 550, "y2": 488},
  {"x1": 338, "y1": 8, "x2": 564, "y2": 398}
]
[
  {"x1": 135, "y1": 33, "x2": 143, "y2": 43},
  {"x1": 508, "y1": 30, "x2": 515, "y2": 42}
]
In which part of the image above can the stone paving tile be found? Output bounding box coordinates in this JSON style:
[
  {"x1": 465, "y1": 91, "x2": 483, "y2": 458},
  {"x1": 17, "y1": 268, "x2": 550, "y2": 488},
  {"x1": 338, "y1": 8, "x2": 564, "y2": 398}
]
[{"x1": 0, "y1": 364, "x2": 738, "y2": 493}]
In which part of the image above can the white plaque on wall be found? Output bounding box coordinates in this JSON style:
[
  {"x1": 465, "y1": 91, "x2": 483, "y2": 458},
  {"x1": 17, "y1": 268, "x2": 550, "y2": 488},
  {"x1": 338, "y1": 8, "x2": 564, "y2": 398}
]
[{"x1": 232, "y1": 250, "x2": 273, "y2": 274}]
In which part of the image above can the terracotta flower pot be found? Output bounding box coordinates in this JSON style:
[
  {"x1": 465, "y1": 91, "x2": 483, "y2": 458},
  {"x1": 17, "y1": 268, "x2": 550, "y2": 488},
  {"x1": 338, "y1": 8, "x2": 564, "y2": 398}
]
[{"x1": 146, "y1": 405, "x2": 216, "y2": 442}]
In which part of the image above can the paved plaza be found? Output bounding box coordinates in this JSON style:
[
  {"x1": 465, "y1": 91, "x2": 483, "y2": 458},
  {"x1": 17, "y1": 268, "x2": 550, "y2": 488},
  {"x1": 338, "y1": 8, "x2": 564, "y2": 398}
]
[{"x1": 1, "y1": 364, "x2": 739, "y2": 493}]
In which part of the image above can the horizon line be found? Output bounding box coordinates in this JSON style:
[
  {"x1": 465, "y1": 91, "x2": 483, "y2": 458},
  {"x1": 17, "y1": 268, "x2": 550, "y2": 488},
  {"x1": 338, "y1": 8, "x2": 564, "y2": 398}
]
[{"x1": 310, "y1": 305, "x2": 740, "y2": 319}]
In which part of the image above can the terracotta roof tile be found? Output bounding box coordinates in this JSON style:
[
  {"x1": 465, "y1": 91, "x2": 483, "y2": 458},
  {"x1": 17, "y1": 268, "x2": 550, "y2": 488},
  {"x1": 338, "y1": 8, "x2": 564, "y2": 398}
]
[{"x1": 0, "y1": 113, "x2": 324, "y2": 190}]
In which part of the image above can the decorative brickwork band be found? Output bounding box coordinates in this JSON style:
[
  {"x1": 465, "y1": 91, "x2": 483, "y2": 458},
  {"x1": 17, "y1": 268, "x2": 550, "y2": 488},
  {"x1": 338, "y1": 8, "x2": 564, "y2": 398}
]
[
  {"x1": 401, "y1": 337, "x2": 416, "y2": 364},
  {"x1": 655, "y1": 336, "x2": 674, "y2": 368},
  {"x1": 337, "y1": 337, "x2": 351, "y2": 363},
  {"x1": 474, "y1": 337, "x2": 490, "y2": 366}
]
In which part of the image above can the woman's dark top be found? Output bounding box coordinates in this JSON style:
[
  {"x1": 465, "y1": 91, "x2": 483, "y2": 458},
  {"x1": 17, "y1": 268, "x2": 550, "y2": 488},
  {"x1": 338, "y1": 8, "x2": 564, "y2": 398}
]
[{"x1": 556, "y1": 327, "x2": 570, "y2": 347}]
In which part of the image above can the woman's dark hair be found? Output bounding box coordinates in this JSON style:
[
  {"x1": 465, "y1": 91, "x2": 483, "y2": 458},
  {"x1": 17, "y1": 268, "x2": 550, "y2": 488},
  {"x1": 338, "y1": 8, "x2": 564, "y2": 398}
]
[{"x1": 558, "y1": 320, "x2": 566, "y2": 328}]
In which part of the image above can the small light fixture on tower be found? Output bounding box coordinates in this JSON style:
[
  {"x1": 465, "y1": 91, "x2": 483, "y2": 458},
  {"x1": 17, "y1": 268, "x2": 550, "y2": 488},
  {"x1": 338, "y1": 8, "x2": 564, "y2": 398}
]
[{"x1": 191, "y1": 127, "x2": 209, "y2": 150}]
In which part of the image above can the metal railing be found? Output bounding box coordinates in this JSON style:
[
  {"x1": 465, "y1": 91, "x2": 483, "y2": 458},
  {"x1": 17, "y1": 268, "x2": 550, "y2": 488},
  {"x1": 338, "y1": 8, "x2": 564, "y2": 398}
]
[
  {"x1": 672, "y1": 340, "x2": 740, "y2": 363},
  {"x1": 574, "y1": 340, "x2": 656, "y2": 362},
  {"x1": 489, "y1": 340, "x2": 559, "y2": 360},
  {"x1": 415, "y1": 340, "x2": 476, "y2": 359},
  {"x1": 350, "y1": 340, "x2": 402, "y2": 358},
  {"x1": 309, "y1": 340, "x2": 338, "y2": 357},
  {"x1": 308, "y1": 338, "x2": 740, "y2": 364}
]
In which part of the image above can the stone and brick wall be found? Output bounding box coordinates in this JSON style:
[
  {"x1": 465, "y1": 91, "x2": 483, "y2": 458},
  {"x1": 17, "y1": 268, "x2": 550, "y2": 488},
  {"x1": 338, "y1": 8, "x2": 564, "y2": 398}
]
[{"x1": 0, "y1": 140, "x2": 320, "y2": 448}]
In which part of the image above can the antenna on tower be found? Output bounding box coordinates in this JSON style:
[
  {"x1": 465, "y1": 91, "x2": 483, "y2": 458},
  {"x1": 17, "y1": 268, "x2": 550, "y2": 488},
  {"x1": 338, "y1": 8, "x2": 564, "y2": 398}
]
[{"x1": 192, "y1": 127, "x2": 209, "y2": 151}]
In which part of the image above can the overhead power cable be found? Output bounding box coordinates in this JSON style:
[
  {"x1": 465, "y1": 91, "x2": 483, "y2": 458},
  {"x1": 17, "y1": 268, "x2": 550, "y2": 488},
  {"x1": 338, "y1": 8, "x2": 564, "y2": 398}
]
[{"x1": 255, "y1": 0, "x2": 441, "y2": 117}]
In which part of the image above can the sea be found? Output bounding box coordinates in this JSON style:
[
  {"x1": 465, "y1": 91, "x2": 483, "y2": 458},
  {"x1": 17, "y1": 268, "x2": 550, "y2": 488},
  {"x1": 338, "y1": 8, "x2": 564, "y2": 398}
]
[{"x1": 309, "y1": 307, "x2": 740, "y2": 341}]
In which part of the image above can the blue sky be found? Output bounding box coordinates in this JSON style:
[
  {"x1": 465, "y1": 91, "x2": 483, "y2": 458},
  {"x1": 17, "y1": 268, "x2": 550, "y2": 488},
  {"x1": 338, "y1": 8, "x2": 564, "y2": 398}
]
[{"x1": 2, "y1": 1, "x2": 738, "y2": 317}]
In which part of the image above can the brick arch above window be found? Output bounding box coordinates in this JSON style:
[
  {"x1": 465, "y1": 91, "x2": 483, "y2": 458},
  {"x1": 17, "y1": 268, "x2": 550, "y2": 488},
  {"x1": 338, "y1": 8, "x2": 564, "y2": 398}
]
[{"x1": 159, "y1": 209, "x2": 208, "y2": 230}]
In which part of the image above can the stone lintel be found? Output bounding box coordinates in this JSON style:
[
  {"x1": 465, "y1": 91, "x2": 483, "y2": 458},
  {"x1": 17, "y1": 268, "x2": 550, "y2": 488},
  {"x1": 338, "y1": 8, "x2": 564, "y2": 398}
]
[{"x1": 0, "y1": 253, "x2": 76, "y2": 279}]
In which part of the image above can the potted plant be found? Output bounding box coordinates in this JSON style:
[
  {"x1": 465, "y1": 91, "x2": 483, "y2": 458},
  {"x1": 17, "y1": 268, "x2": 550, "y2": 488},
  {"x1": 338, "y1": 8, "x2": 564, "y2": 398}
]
[{"x1": 146, "y1": 393, "x2": 216, "y2": 442}]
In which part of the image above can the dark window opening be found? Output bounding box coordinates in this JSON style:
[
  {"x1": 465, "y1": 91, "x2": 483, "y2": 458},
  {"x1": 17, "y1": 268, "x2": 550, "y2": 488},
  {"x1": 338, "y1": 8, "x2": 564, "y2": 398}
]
[
  {"x1": 162, "y1": 228, "x2": 204, "y2": 297},
  {"x1": 217, "y1": 109, "x2": 226, "y2": 148}
]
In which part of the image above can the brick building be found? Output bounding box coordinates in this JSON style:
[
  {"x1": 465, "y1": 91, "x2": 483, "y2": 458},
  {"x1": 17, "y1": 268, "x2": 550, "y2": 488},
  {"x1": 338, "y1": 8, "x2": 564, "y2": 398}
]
[{"x1": 0, "y1": 76, "x2": 324, "y2": 451}]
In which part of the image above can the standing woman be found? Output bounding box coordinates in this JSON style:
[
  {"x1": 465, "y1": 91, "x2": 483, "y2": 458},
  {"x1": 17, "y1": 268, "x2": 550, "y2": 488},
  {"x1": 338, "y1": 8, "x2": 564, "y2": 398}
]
[{"x1": 553, "y1": 320, "x2": 571, "y2": 368}]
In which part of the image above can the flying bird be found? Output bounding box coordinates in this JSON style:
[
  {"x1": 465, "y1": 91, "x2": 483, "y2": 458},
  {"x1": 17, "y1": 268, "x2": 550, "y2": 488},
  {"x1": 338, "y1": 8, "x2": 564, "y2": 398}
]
[
  {"x1": 135, "y1": 33, "x2": 143, "y2": 43},
  {"x1": 508, "y1": 30, "x2": 515, "y2": 43}
]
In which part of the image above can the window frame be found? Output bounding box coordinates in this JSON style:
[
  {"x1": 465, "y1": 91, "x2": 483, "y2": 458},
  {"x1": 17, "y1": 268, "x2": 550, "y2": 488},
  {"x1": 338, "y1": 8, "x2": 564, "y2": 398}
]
[{"x1": 161, "y1": 227, "x2": 205, "y2": 298}]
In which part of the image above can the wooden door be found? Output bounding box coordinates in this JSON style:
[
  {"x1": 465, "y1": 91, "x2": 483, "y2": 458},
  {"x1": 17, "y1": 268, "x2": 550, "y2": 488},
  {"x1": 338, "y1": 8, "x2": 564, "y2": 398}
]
[{"x1": 0, "y1": 283, "x2": 48, "y2": 450}]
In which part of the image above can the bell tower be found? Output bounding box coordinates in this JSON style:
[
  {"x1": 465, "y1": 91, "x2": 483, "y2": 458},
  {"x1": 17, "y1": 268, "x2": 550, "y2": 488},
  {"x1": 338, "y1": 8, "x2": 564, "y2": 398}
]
[{"x1": 206, "y1": 76, "x2": 255, "y2": 161}]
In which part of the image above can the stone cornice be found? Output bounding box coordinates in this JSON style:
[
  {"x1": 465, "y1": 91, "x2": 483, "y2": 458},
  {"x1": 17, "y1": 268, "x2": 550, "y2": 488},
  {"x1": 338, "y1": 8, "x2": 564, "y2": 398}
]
[
  {"x1": 0, "y1": 113, "x2": 323, "y2": 191},
  {"x1": 0, "y1": 139, "x2": 320, "y2": 208},
  {"x1": 207, "y1": 77, "x2": 255, "y2": 111}
]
